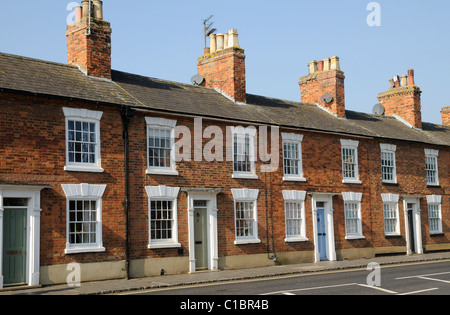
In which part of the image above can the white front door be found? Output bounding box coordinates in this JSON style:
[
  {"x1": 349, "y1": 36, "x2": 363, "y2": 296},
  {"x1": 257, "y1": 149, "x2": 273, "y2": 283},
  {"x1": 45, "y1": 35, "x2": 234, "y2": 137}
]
[
  {"x1": 403, "y1": 198, "x2": 423, "y2": 255},
  {"x1": 311, "y1": 193, "x2": 337, "y2": 263},
  {"x1": 187, "y1": 191, "x2": 220, "y2": 273}
]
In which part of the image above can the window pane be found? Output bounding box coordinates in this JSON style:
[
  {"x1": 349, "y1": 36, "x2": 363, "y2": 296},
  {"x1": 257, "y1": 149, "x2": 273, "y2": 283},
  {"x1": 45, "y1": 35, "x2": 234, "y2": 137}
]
[
  {"x1": 285, "y1": 202, "x2": 302, "y2": 237},
  {"x1": 150, "y1": 200, "x2": 174, "y2": 241},
  {"x1": 149, "y1": 127, "x2": 172, "y2": 168},
  {"x1": 68, "y1": 199, "x2": 98, "y2": 245},
  {"x1": 67, "y1": 119, "x2": 97, "y2": 166},
  {"x1": 234, "y1": 134, "x2": 251, "y2": 173},
  {"x1": 236, "y1": 202, "x2": 255, "y2": 237}
]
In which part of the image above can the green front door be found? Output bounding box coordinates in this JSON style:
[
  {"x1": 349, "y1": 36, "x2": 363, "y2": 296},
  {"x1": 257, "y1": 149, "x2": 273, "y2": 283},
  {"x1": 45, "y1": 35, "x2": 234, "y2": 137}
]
[
  {"x1": 194, "y1": 207, "x2": 208, "y2": 270},
  {"x1": 3, "y1": 208, "x2": 27, "y2": 286}
]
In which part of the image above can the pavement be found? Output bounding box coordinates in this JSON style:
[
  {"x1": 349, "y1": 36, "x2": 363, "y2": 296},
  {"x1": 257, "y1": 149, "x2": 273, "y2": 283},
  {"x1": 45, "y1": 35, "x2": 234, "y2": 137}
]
[{"x1": 1, "y1": 251, "x2": 450, "y2": 295}]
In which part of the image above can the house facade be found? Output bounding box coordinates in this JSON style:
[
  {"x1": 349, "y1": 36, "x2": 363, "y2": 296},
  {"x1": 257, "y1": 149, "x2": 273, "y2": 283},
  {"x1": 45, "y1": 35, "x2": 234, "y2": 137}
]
[{"x1": 0, "y1": 2, "x2": 449, "y2": 288}]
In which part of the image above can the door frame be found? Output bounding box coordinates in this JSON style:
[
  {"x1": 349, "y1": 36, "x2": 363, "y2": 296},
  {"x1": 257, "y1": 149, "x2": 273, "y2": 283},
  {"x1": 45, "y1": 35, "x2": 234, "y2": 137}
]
[
  {"x1": 403, "y1": 196, "x2": 423, "y2": 255},
  {"x1": 185, "y1": 189, "x2": 221, "y2": 273},
  {"x1": 310, "y1": 193, "x2": 337, "y2": 263},
  {"x1": 0, "y1": 185, "x2": 47, "y2": 288}
]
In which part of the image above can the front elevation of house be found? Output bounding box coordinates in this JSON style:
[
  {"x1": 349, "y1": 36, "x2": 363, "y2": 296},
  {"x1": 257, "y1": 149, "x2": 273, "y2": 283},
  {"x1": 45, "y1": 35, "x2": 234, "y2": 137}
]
[{"x1": 0, "y1": 2, "x2": 449, "y2": 288}]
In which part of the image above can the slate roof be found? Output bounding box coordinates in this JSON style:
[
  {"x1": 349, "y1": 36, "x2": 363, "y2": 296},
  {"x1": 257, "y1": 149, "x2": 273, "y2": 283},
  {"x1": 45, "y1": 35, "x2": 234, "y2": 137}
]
[{"x1": 0, "y1": 52, "x2": 448, "y2": 147}]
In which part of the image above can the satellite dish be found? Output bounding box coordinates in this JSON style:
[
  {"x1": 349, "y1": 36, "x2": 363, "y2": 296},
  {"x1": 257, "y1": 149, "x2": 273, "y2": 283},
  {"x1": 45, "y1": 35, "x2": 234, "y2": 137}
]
[
  {"x1": 191, "y1": 74, "x2": 205, "y2": 86},
  {"x1": 373, "y1": 103, "x2": 385, "y2": 116},
  {"x1": 320, "y1": 94, "x2": 333, "y2": 104}
]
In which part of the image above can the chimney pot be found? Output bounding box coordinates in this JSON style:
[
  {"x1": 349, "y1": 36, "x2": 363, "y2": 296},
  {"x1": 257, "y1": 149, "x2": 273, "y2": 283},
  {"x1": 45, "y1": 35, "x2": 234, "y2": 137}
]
[
  {"x1": 81, "y1": 0, "x2": 90, "y2": 18},
  {"x1": 308, "y1": 60, "x2": 317, "y2": 74},
  {"x1": 228, "y1": 29, "x2": 240, "y2": 48},
  {"x1": 408, "y1": 69, "x2": 415, "y2": 85},
  {"x1": 75, "y1": 6, "x2": 82, "y2": 22},
  {"x1": 323, "y1": 58, "x2": 331, "y2": 71},
  {"x1": 330, "y1": 56, "x2": 340, "y2": 70},
  {"x1": 317, "y1": 60, "x2": 324, "y2": 72},
  {"x1": 400, "y1": 75, "x2": 408, "y2": 87},
  {"x1": 393, "y1": 76, "x2": 400, "y2": 88},
  {"x1": 209, "y1": 33, "x2": 217, "y2": 53},
  {"x1": 216, "y1": 34, "x2": 224, "y2": 50},
  {"x1": 92, "y1": 0, "x2": 103, "y2": 20},
  {"x1": 389, "y1": 78, "x2": 395, "y2": 90}
]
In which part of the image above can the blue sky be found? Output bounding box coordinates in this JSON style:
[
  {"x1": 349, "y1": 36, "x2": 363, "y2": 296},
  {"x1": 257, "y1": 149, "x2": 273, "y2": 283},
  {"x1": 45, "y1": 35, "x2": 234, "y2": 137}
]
[{"x1": 1, "y1": 0, "x2": 449, "y2": 124}]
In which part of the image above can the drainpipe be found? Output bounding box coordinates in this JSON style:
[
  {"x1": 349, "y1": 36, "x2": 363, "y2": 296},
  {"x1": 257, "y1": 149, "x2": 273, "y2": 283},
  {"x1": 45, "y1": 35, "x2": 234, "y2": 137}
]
[{"x1": 121, "y1": 106, "x2": 135, "y2": 280}]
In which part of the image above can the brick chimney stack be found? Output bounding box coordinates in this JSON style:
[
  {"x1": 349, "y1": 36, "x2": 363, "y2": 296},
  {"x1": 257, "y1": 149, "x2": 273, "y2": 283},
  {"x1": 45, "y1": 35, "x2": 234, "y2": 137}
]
[
  {"x1": 197, "y1": 29, "x2": 246, "y2": 104},
  {"x1": 66, "y1": 0, "x2": 112, "y2": 79},
  {"x1": 299, "y1": 57, "x2": 346, "y2": 118},
  {"x1": 442, "y1": 106, "x2": 450, "y2": 127},
  {"x1": 377, "y1": 69, "x2": 422, "y2": 129}
]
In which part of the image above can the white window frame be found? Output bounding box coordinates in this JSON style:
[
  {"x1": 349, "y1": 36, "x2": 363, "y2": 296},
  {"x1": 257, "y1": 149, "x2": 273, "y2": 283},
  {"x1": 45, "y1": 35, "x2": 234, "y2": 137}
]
[
  {"x1": 231, "y1": 188, "x2": 260, "y2": 244},
  {"x1": 340, "y1": 139, "x2": 361, "y2": 184},
  {"x1": 342, "y1": 192, "x2": 364, "y2": 239},
  {"x1": 427, "y1": 195, "x2": 443, "y2": 235},
  {"x1": 282, "y1": 190, "x2": 308, "y2": 242},
  {"x1": 62, "y1": 184, "x2": 107, "y2": 254},
  {"x1": 145, "y1": 117, "x2": 179, "y2": 176},
  {"x1": 145, "y1": 185, "x2": 181, "y2": 249},
  {"x1": 231, "y1": 126, "x2": 258, "y2": 179},
  {"x1": 282, "y1": 133, "x2": 306, "y2": 182},
  {"x1": 380, "y1": 144, "x2": 397, "y2": 183},
  {"x1": 381, "y1": 193, "x2": 400, "y2": 236},
  {"x1": 425, "y1": 149, "x2": 439, "y2": 186},
  {"x1": 63, "y1": 107, "x2": 104, "y2": 173}
]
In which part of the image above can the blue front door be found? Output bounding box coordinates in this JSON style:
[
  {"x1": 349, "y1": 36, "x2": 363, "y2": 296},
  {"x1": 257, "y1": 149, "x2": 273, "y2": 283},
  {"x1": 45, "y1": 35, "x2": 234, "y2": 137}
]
[{"x1": 317, "y1": 209, "x2": 327, "y2": 261}]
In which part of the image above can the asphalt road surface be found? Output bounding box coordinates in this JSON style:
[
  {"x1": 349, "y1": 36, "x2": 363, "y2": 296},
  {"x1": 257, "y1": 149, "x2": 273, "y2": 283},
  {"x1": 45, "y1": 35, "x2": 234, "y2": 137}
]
[{"x1": 121, "y1": 260, "x2": 450, "y2": 296}]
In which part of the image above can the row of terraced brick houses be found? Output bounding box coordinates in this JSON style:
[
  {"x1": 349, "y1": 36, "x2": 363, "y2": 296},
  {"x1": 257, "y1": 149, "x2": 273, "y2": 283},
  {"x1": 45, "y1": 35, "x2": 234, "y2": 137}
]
[{"x1": 0, "y1": 2, "x2": 449, "y2": 288}]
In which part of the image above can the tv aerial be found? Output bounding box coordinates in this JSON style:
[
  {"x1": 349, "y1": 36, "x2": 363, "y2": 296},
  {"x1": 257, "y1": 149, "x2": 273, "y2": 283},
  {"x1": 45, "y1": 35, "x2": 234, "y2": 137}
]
[{"x1": 203, "y1": 15, "x2": 217, "y2": 49}]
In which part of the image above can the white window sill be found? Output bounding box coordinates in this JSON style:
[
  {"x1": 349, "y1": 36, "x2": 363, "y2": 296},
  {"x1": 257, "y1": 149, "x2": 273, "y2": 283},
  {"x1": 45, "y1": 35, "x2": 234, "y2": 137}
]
[
  {"x1": 146, "y1": 169, "x2": 179, "y2": 176},
  {"x1": 64, "y1": 165, "x2": 104, "y2": 173},
  {"x1": 65, "y1": 245, "x2": 106, "y2": 255},
  {"x1": 426, "y1": 183, "x2": 440, "y2": 187},
  {"x1": 283, "y1": 176, "x2": 307, "y2": 182},
  {"x1": 232, "y1": 173, "x2": 259, "y2": 180},
  {"x1": 382, "y1": 180, "x2": 398, "y2": 184},
  {"x1": 234, "y1": 238, "x2": 261, "y2": 245},
  {"x1": 345, "y1": 235, "x2": 365, "y2": 240},
  {"x1": 285, "y1": 237, "x2": 309, "y2": 243},
  {"x1": 342, "y1": 179, "x2": 362, "y2": 184},
  {"x1": 385, "y1": 233, "x2": 401, "y2": 237},
  {"x1": 148, "y1": 242, "x2": 181, "y2": 249}
]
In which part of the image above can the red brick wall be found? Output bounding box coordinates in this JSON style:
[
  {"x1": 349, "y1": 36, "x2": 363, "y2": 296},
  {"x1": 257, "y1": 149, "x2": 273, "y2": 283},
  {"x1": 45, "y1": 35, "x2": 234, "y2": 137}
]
[
  {"x1": 0, "y1": 92, "x2": 125, "y2": 266},
  {"x1": 1, "y1": 91, "x2": 449, "y2": 271},
  {"x1": 66, "y1": 18, "x2": 112, "y2": 79},
  {"x1": 197, "y1": 48, "x2": 246, "y2": 103},
  {"x1": 299, "y1": 69, "x2": 346, "y2": 118},
  {"x1": 442, "y1": 106, "x2": 450, "y2": 127},
  {"x1": 378, "y1": 86, "x2": 422, "y2": 129}
]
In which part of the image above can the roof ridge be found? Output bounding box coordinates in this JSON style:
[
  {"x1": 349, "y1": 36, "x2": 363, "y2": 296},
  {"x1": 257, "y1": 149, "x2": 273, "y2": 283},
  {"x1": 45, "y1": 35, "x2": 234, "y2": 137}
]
[{"x1": 0, "y1": 52, "x2": 76, "y2": 70}]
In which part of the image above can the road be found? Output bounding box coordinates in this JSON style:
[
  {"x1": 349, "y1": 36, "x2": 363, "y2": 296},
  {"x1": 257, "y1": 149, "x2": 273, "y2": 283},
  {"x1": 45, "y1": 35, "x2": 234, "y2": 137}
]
[{"x1": 120, "y1": 260, "x2": 450, "y2": 296}]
